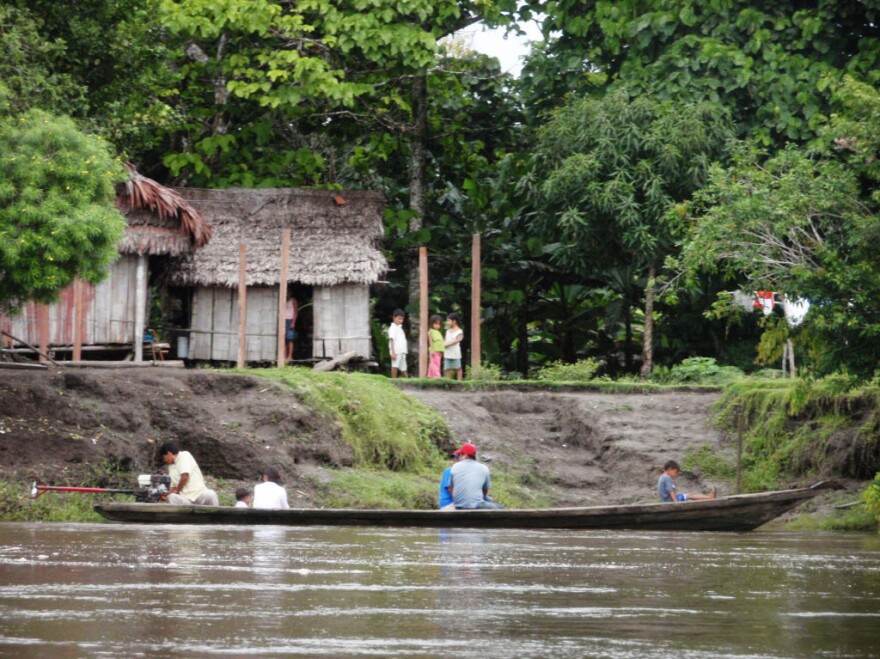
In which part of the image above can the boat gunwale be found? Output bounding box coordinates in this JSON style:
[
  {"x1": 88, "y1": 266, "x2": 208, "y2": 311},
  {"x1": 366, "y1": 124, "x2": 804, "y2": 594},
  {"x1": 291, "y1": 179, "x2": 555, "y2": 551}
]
[{"x1": 93, "y1": 482, "x2": 833, "y2": 531}]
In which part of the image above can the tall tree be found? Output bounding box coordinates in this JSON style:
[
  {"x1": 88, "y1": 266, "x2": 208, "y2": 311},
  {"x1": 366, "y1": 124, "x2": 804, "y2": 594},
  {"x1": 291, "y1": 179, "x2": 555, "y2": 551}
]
[
  {"x1": 523, "y1": 0, "x2": 880, "y2": 142},
  {"x1": 536, "y1": 90, "x2": 732, "y2": 375},
  {"x1": 681, "y1": 78, "x2": 880, "y2": 375}
]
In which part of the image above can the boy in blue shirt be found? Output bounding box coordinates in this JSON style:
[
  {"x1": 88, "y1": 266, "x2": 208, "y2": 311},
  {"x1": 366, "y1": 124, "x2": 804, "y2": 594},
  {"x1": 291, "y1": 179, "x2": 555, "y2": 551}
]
[
  {"x1": 438, "y1": 451, "x2": 460, "y2": 509},
  {"x1": 658, "y1": 460, "x2": 717, "y2": 502}
]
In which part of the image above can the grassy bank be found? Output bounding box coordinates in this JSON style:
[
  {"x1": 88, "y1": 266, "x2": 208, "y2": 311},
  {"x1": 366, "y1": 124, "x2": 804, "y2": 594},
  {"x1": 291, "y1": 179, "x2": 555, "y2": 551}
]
[
  {"x1": 682, "y1": 375, "x2": 880, "y2": 531},
  {"x1": 398, "y1": 378, "x2": 721, "y2": 394},
  {"x1": 254, "y1": 369, "x2": 551, "y2": 510}
]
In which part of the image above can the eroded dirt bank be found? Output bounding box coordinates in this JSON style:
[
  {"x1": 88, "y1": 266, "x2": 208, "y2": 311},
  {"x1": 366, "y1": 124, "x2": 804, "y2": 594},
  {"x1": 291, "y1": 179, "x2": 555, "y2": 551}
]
[
  {"x1": 403, "y1": 386, "x2": 727, "y2": 505},
  {"x1": 0, "y1": 368, "x2": 733, "y2": 506},
  {"x1": 0, "y1": 369, "x2": 352, "y2": 505}
]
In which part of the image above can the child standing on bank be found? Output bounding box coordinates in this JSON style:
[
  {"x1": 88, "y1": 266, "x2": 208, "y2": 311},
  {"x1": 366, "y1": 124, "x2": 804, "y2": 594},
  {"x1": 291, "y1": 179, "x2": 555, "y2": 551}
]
[
  {"x1": 444, "y1": 312, "x2": 464, "y2": 381},
  {"x1": 387, "y1": 309, "x2": 409, "y2": 378},
  {"x1": 427, "y1": 314, "x2": 444, "y2": 378}
]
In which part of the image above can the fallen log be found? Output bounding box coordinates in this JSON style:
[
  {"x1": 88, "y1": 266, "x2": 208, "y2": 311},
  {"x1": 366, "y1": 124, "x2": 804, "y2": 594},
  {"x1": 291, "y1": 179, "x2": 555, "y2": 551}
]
[{"x1": 312, "y1": 351, "x2": 358, "y2": 372}]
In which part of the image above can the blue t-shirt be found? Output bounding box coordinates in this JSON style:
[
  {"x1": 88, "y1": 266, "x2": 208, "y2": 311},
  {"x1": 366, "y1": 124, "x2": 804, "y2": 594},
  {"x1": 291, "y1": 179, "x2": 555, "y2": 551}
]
[
  {"x1": 450, "y1": 459, "x2": 491, "y2": 509},
  {"x1": 438, "y1": 466, "x2": 453, "y2": 507},
  {"x1": 658, "y1": 473, "x2": 677, "y2": 502}
]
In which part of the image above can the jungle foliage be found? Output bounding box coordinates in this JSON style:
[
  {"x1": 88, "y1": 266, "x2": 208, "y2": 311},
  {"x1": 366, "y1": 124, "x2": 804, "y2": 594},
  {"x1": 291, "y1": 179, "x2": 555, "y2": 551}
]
[{"x1": 1, "y1": 0, "x2": 879, "y2": 382}]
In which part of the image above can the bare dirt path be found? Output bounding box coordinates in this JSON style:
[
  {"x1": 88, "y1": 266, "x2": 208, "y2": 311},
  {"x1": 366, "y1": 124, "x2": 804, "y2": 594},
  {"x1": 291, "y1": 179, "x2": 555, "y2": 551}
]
[{"x1": 404, "y1": 387, "x2": 727, "y2": 506}]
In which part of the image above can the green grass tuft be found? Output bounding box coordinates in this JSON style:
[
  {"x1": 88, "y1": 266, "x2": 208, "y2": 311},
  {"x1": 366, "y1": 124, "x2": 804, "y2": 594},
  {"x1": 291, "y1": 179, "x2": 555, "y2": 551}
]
[{"x1": 253, "y1": 368, "x2": 450, "y2": 472}]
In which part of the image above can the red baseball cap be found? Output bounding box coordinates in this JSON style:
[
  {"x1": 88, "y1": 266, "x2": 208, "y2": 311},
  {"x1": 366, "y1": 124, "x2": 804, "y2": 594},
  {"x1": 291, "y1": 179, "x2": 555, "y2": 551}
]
[{"x1": 456, "y1": 443, "x2": 477, "y2": 456}]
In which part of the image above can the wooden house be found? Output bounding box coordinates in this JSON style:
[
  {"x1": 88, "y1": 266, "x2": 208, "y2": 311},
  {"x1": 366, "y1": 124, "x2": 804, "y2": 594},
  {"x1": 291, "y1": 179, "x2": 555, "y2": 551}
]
[
  {"x1": 171, "y1": 188, "x2": 387, "y2": 362},
  {"x1": 1, "y1": 169, "x2": 210, "y2": 360}
]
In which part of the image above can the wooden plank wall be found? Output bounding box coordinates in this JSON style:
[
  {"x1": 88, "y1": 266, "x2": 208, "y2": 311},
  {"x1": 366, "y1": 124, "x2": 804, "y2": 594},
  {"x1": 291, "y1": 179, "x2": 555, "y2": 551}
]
[
  {"x1": 313, "y1": 284, "x2": 371, "y2": 359},
  {"x1": 190, "y1": 286, "x2": 278, "y2": 361},
  {"x1": 2, "y1": 256, "x2": 138, "y2": 347}
]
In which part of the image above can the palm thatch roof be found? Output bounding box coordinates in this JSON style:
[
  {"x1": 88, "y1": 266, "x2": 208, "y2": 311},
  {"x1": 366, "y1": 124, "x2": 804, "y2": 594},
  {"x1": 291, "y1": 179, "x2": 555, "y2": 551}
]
[
  {"x1": 170, "y1": 188, "x2": 387, "y2": 288},
  {"x1": 116, "y1": 165, "x2": 212, "y2": 255}
]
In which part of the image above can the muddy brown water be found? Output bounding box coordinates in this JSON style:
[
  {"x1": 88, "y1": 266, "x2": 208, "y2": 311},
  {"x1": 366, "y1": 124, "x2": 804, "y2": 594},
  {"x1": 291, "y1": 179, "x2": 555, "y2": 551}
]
[{"x1": 0, "y1": 524, "x2": 878, "y2": 657}]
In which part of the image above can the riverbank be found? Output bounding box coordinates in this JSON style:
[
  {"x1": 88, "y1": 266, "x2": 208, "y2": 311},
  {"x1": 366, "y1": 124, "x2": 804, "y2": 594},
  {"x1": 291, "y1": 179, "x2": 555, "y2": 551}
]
[{"x1": 0, "y1": 368, "x2": 875, "y2": 529}]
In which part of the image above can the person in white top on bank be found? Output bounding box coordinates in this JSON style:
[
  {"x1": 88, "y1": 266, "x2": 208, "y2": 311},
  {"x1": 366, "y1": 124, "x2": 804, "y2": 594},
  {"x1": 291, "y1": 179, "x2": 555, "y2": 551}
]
[
  {"x1": 444, "y1": 312, "x2": 464, "y2": 381},
  {"x1": 387, "y1": 308, "x2": 409, "y2": 379},
  {"x1": 252, "y1": 467, "x2": 290, "y2": 509}
]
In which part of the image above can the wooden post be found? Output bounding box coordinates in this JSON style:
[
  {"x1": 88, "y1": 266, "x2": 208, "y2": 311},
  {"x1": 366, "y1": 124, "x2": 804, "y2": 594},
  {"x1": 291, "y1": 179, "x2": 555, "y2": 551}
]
[
  {"x1": 134, "y1": 253, "x2": 147, "y2": 362},
  {"x1": 237, "y1": 244, "x2": 248, "y2": 368},
  {"x1": 786, "y1": 338, "x2": 796, "y2": 378},
  {"x1": 736, "y1": 407, "x2": 745, "y2": 494},
  {"x1": 418, "y1": 246, "x2": 428, "y2": 378},
  {"x1": 72, "y1": 278, "x2": 84, "y2": 362},
  {"x1": 470, "y1": 233, "x2": 481, "y2": 370},
  {"x1": 37, "y1": 304, "x2": 50, "y2": 363},
  {"x1": 277, "y1": 228, "x2": 291, "y2": 368}
]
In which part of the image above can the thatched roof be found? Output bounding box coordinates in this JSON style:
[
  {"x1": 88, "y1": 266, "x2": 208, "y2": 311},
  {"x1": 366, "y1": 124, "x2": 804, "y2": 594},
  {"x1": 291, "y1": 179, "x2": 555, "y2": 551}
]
[
  {"x1": 171, "y1": 188, "x2": 387, "y2": 288},
  {"x1": 116, "y1": 166, "x2": 212, "y2": 255}
]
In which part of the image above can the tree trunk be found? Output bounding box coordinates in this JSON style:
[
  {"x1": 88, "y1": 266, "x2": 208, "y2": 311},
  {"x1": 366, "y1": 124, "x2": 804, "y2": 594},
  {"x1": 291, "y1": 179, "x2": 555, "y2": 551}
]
[
  {"x1": 640, "y1": 262, "x2": 656, "y2": 378},
  {"x1": 624, "y1": 304, "x2": 633, "y2": 372},
  {"x1": 406, "y1": 74, "x2": 428, "y2": 363},
  {"x1": 517, "y1": 295, "x2": 530, "y2": 377}
]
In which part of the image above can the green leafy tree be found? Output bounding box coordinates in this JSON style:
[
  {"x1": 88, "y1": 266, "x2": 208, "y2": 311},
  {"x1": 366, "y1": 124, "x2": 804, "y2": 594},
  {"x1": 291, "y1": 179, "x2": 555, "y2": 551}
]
[
  {"x1": 535, "y1": 90, "x2": 732, "y2": 375},
  {"x1": 523, "y1": 0, "x2": 880, "y2": 142},
  {"x1": 681, "y1": 140, "x2": 880, "y2": 375},
  {"x1": 0, "y1": 110, "x2": 127, "y2": 312},
  {"x1": 3, "y1": 0, "x2": 178, "y2": 161}
]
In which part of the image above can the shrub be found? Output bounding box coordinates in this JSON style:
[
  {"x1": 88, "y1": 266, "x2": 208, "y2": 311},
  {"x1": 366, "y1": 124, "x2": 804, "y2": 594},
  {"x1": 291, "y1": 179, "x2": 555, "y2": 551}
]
[
  {"x1": 466, "y1": 362, "x2": 504, "y2": 382},
  {"x1": 665, "y1": 357, "x2": 744, "y2": 385},
  {"x1": 534, "y1": 358, "x2": 601, "y2": 382}
]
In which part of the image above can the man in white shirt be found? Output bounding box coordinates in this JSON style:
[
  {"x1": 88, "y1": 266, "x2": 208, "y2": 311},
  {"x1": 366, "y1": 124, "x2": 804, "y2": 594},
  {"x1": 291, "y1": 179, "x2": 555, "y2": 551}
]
[
  {"x1": 252, "y1": 466, "x2": 290, "y2": 509},
  {"x1": 387, "y1": 308, "x2": 408, "y2": 378},
  {"x1": 160, "y1": 442, "x2": 219, "y2": 506}
]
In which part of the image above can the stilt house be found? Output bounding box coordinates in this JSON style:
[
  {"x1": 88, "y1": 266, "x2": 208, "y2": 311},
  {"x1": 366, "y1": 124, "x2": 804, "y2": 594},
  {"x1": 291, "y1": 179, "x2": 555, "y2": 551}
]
[{"x1": 171, "y1": 188, "x2": 386, "y2": 362}]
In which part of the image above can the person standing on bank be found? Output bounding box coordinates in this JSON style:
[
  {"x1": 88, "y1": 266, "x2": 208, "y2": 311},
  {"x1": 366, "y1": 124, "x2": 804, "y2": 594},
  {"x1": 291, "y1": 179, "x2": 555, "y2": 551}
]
[
  {"x1": 449, "y1": 443, "x2": 504, "y2": 509},
  {"x1": 159, "y1": 441, "x2": 219, "y2": 506},
  {"x1": 252, "y1": 467, "x2": 290, "y2": 509},
  {"x1": 444, "y1": 312, "x2": 464, "y2": 381},
  {"x1": 426, "y1": 314, "x2": 445, "y2": 379},
  {"x1": 388, "y1": 309, "x2": 409, "y2": 378},
  {"x1": 284, "y1": 293, "x2": 299, "y2": 362}
]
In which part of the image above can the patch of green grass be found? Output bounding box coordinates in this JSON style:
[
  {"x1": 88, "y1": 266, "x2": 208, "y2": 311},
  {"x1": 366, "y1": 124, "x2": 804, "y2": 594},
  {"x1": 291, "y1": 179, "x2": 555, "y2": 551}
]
[
  {"x1": 399, "y1": 379, "x2": 721, "y2": 394},
  {"x1": 0, "y1": 481, "x2": 104, "y2": 522},
  {"x1": 711, "y1": 377, "x2": 880, "y2": 492},
  {"x1": 253, "y1": 368, "x2": 450, "y2": 472},
  {"x1": 681, "y1": 445, "x2": 737, "y2": 481},
  {"x1": 320, "y1": 469, "x2": 440, "y2": 509},
  {"x1": 781, "y1": 506, "x2": 876, "y2": 532}
]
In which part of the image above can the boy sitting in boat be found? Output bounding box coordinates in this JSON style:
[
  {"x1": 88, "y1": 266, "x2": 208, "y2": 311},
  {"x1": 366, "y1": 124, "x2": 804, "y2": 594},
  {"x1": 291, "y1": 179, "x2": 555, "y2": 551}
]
[{"x1": 658, "y1": 460, "x2": 717, "y2": 502}]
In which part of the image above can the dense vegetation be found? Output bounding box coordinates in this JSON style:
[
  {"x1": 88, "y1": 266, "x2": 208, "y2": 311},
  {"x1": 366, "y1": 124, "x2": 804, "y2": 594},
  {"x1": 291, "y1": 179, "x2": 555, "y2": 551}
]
[{"x1": 1, "y1": 1, "x2": 878, "y2": 519}]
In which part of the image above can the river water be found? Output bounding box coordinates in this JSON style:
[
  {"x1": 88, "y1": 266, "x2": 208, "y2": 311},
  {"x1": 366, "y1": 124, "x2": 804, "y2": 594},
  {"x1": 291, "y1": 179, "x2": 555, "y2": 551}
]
[{"x1": 0, "y1": 524, "x2": 878, "y2": 657}]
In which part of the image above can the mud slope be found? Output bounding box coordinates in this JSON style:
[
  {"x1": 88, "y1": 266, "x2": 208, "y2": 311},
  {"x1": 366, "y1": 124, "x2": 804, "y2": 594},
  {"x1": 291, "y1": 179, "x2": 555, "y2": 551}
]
[
  {"x1": 405, "y1": 387, "x2": 726, "y2": 506},
  {"x1": 0, "y1": 369, "x2": 351, "y2": 487}
]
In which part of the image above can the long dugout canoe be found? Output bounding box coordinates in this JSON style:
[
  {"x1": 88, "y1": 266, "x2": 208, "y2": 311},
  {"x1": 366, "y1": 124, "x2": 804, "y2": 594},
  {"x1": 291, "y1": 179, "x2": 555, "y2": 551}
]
[{"x1": 94, "y1": 482, "x2": 835, "y2": 531}]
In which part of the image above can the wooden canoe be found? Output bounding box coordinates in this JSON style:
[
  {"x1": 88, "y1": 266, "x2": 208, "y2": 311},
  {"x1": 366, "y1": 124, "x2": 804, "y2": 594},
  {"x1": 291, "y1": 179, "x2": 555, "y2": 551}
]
[{"x1": 93, "y1": 481, "x2": 835, "y2": 531}]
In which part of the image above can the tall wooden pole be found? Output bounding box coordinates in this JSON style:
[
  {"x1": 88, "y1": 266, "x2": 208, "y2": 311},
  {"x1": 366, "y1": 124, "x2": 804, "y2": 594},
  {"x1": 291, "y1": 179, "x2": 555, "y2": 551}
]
[
  {"x1": 276, "y1": 228, "x2": 291, "y2": 368},
  {"x1": 134, "y1": 253, "x2": 147, "y2": 361},
  {"x1": 471, "y1": 233, "x2": 481, "y2": 370},
  {"x1": 418, "y1": 246, "x2": 428, "y2": 378},
  {"x1": 237, "y1": 244, "x2": 248, "y2": 368},
  {"x1": 72, "y1": 278, "x2": 84, "y2": 362},
  {"x1": 37, "y1": 304, "x2": 49, "y2": 363}
]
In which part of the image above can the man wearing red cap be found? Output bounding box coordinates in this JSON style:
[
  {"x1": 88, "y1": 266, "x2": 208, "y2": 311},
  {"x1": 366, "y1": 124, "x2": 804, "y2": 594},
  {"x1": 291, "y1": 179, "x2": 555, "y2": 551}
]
[{"x1": 448, "y1": 443, "x2": 504, "y2": 509}]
